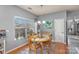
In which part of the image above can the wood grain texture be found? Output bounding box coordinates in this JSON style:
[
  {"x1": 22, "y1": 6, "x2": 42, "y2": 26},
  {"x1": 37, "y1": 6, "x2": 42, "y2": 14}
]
[{"x1": 7, "y1": 42, "x2": 68, "y2": 54}]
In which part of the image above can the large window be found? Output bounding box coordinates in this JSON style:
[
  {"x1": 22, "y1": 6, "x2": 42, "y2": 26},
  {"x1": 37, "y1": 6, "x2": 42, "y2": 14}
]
[{"x1": 14, "y1": 16, "x2": 35, "y2": 40}]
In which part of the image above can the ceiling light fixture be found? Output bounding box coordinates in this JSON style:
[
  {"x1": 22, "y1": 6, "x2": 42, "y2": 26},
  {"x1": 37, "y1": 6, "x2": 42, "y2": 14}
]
[
  {"x1": 37, "y1": 21, "x2": 41, "y2": 24},
  {"x1": 42, "y1": 21, "x2": 46, "y2": 24}
]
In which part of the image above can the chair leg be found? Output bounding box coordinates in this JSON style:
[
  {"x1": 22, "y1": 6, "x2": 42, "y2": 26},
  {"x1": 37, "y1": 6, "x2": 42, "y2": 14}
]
[
  {"x1": 29, "y1": 45, "x2": 31, "y2": 53},
  {"x1": 40, "y1": 46, "x2": 43, "y2": 54},
  {"x1": 40, "y1": 43, "x2": 43, "y2": 54},
  {"x1": 34, "y1": 46, "x2": 37, "y2": 54},
  {"x1": 45, "y1": 45, "x2": 49, "y2": 54},
  {"x1": 46, "y1": 42, "x2": 52, "y2": 54}
]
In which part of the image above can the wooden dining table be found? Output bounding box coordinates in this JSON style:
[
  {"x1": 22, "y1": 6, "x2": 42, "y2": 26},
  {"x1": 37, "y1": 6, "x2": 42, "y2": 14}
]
[{"x1": 30, "y1": 35, "x2": 51, "y2": 53}]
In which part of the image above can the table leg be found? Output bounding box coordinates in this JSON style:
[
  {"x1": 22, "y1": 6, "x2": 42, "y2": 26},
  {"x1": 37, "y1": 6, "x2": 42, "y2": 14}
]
[
  {"x1": 34, "y1": 46, "x2": 37, "y2": 54},
  {"x1": 40, "y1": 42, "x2": 43, "y2": 54}
]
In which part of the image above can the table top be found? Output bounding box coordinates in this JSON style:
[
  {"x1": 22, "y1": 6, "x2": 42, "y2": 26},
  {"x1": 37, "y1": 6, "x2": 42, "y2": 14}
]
[
  {"x1": 31, "y1": 37, "x2": 50, "y2": 42},
  {"x1": 29, "y1": 32, "x2": 52, "y2": 42}
]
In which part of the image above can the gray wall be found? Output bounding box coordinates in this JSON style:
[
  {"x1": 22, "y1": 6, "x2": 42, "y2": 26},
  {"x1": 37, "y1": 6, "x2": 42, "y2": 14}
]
[
  {"x1": 0, "y1": 5, "x2": 36, "y2": 52},
  {"x1": 37, "y1": 11, "x2": 67, "y2": 42}
]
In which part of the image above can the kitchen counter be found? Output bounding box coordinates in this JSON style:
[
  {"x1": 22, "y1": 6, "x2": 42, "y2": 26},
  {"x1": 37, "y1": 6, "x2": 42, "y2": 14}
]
[
  {"x1": 68, "y1": 35, "x2": 79, "y2": 40},
  {"x1": 68, "y1": 35, "x2": 79, "y2": 54}
]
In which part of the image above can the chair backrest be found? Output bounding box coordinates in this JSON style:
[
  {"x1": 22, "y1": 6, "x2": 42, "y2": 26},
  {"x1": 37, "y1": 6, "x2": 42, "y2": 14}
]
[
  {"x1": 42, "y1": 32, "x2": 52, "y2": 40},
  {"x1": 27, "y1": 35, "x2": 32, "y2": 44},
  {"x1": 27, "y1": 34, "x2": 39, "y2": 44}
]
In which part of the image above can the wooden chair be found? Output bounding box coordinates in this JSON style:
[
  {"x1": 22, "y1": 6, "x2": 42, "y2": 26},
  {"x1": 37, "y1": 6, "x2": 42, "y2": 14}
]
[
  {"x1": 28, "y1": 35, "x2": 42, "y2": 54},
  {"x1": 40, "y1": 33, "x2": 52, "y2": 53}
]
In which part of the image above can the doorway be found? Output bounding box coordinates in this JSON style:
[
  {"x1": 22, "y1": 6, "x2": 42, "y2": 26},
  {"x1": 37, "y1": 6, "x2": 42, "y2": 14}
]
[{"x1": 54, "y1": 19, "x2": 65, "y2": 43}]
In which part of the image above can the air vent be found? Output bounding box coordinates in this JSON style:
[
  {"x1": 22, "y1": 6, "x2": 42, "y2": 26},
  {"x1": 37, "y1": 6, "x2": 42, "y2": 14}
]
[{"x1": 28, "y1": 7, "x2": 32, "y2": 10}]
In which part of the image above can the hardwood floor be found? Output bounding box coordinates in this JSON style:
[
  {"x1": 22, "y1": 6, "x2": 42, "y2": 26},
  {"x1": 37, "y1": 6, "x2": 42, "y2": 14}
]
[
  {"x1": 7, "y1": 42, "x2": 68, "y2": 54},
  {"x1": 52, "y1": 42, "x2": 68, "y2": 54}
]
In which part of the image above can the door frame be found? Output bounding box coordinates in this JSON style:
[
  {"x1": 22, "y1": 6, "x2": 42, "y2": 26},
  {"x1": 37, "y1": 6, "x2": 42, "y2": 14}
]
[{"x1": 54, "y1": 18, "x2": 67, "y2": 44}]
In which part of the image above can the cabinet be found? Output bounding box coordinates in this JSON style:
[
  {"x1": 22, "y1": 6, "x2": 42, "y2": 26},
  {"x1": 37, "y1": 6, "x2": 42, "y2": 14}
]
[{"x1": 0, "y1": 29, "x2": 6, "y2": 54}]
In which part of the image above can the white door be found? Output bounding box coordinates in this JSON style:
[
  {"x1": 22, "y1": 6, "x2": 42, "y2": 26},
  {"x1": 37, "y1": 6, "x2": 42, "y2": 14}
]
[{"x1": 54, "y1": 19, "x2": 65, "y2": 43}]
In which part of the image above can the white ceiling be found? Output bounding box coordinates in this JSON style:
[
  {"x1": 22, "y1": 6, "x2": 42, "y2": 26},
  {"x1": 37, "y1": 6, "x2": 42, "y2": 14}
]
[{"x1": 18, "y1": 5, "x2": 79, "y2": 16}]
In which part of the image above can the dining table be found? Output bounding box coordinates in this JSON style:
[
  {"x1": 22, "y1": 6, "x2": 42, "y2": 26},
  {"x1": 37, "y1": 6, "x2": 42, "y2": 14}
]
[{"x1": 30, "y1": 35, "x2": 51, "y2": 53}]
